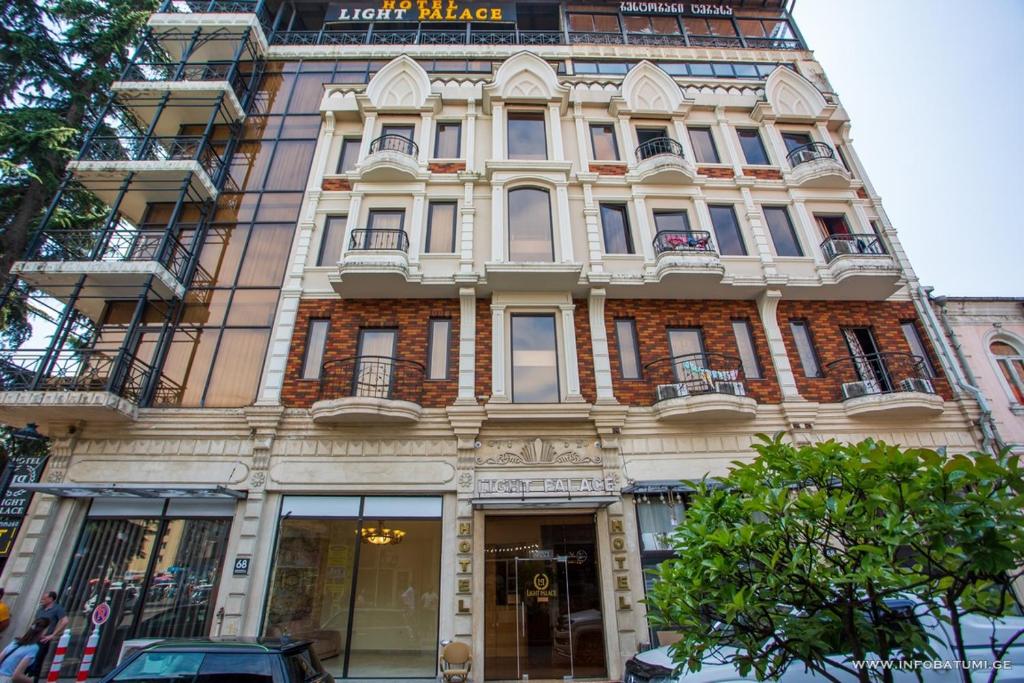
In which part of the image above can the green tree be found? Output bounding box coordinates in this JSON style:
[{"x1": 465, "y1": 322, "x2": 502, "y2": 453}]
[
  {"x1": 0, "y1": 0, "x2": 156, "y2": 344},
  {"x1": 645, "y1": 435, "x2": 1024, "y2": 683}
]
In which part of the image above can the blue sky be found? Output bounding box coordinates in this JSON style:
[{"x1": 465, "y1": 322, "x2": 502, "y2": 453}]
[{"x1": 792, "y1": 0, "x2": 1024, "y2": 297}]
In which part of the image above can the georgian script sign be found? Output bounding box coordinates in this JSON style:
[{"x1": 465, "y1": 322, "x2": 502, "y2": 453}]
[
  {"x1": 327, "y1": 1, "x2": 516, "y2": 22},
  {"x1": 477, "y1": 476, "x2": 618, "y2": 497},
  {"x1": 619, "y1": 2, "x2": 734, "y2": 16}
]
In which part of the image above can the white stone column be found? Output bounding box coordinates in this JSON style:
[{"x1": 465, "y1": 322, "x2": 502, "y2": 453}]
[
  {"x1": 465, "y1": 99, "x2": 477, "y2": 172},
  {"x1": 457, "y1": 287, "x2": 477, "y2": 404},
  {"x1": 850, "y1": 201, "x2": 874, "y2": 236},
  {"x1": 491, "y1": 101, "x2": 505, "y2": 161},
  {"x1": 632, "y1": 194, "x2": 656, "y2": 261},
  {"x1": 341, "y1": 193, "x2": 363, "y2": 255},
  {"x1": 715, "y1": 107, "x2": 744, "y2": 175},
  {"x1": 418, "y1": 111, "x2": 433, "y2": 164},
  {"x1": 791, "y1": 198, "x2": 824, "y2": 264},
  {"x1": 358, "y1": 112, "x2": 377, "y2": 160},
  {"x1": 408, "y1": 191, "x2": 425, "y2": 264},
  {"x1": 739, "y1": 187, "x2": 775, "y2": 268},
  {"x1": 311, "y1": 112, "x2": 335, "y2": 189},
  {"x1": 693, "y1": 196, "x2": 715, "y2": 250},
  {"x1": 560, "y1": 302, "x2": 584, "y2": 401},
  {"x1": 617, "y1": 115, "x2": 636, "y2": 168},
  {"x1": 490, "y1": 182, "x2": 504, "y2": 262},
  {"x1": 757, "y1": 289, "x2": 802, "y2": 399},
  {"x1": 555, "y1": 182, "x2": 574, "y2": 262},
  {"x1": 490, "y1": 304, "x2": 507, "y2": 400},
  {"x1": 459, "y1": 181, "x2": 475, "y2": 273},
  {"x1": 815, "y1": 122, "x2": 835, "y2": 151},
  {"x1": 763, "y1": 120, "x2": 791, "y2": 169},
  {"x1": 582, "y1": 183, "x2": 605, "y2": 274},
  {"x1": 548, "y1": 102, "x2": 564, "y2": 161},
  {"x1": 573, "y1": 100, "x2": 590, "y2": 170},
  {"x1": 672, "y1": 117, "x2": 695, "y2": 161},
  {"x1": 589, "y1": 288, "x2": 616, "y2": 403}
]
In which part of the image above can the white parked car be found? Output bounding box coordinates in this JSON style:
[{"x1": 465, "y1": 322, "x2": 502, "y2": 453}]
[{"x1": 625, "y1": 599, "x2": 1024, "y2": 682}]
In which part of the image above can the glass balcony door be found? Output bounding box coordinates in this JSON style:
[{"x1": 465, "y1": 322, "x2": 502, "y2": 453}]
[{"x1": 354, "y1": 329, "x2": 397, "y2": 399}]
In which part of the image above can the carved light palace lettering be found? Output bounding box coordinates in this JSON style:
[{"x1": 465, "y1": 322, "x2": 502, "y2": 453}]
[
  {"x1": 477, "y1": 477, "x2": 618, "y2": 496},
  {"x1": 329, "y1": 1, "x2": 512, "y2": 22}
]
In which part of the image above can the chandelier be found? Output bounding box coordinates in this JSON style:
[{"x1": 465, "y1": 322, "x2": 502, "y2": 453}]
[{"x1": 360, "y1": 520, "x2": 406, "y2": 546}]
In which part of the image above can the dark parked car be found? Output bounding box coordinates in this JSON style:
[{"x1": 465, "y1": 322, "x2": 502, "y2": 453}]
[{"x1": 99, "y1": 638, "x2": 333, "y2": 683}]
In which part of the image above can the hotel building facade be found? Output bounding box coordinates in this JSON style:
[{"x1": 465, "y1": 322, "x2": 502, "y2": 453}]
[{"x1": 0, "y1": 0, "x2": 990, "y2": 679}]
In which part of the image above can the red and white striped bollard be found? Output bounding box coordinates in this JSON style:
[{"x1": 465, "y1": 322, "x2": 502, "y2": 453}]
[
  {"x1": 76, "y1": 624, "x2": 100, "y2": 682},
  {"x1": 46, "y1": 628, "x2": 72, "y2": 682}
]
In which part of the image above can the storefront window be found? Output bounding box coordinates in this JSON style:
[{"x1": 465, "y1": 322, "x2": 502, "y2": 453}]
[
  {"x1": 635, "y1": 494, "x2": 687, "y2": 647},
  {"x1": 56, "y1": 499, "x2": 233, "y2": 678},
  {"x1": 264, "y1": 496, "x2": 442, "y2": 680}
]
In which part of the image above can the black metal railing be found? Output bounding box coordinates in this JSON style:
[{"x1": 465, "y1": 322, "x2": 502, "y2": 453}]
[
  {"x1": 318, "y1": 356, "x2": 425, "y2": 405},
  {"x1": 635, "y1": 137, "x2": 685, "y2": 163},
  {"x1": 0, "y1": 348, "x2": 169, "y2": 404},
  {"x1": 25, "y1": 227, "x2": 197, "y2": 282},
  {"x1": 786, "y1": 142, "x2": 837, "y2": 168},
  {"x1": 367, "y1": 134, "x2": 418, "y2": 158},
  {"x1": 824, "y1": 352, "x2": 934, "y2": 401},
  {"x1": 158, "y1": 0, "x2": 261, "y2": 12},
  {"x1": 820, "y1": 234, "x2": 885, "y2": 262},
  {"x1": 120, "y1": 61, "x2": 251, "y2": 100},
  {"x1": 79, "y1": 135, "x2": 226, "y2": 181},
  {"x1": 626, "y1": 33, "x2": 687, "y2": 46},
  {"x1": 348, "y1": 229, "x2": 410, "y2": 252},
  {"x1": 644, "y1": 352, "x2": 746, "y2": 403},
  {"x1": 652, "y1": 230, "x2": 714, "y2": 255}
]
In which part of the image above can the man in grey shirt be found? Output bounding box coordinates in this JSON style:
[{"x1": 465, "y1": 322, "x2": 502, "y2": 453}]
[{"x1": 30, "y1": 591, "x2": 68, "y2": 676}]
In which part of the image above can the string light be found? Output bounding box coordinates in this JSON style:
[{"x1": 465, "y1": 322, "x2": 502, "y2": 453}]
[{"x1": 484, "y1": 543, "x2": 541, "y2": 554}]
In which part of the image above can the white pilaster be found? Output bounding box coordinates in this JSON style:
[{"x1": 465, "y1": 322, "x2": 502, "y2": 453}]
[
  {"x1": 342, "y1": 193, "x2": 363, "y2": 255},
  {"x1": 791, "y1": 198, "x2": 824, "y2": 264},
  {"x1": 560, "y1": 302, "x2": 584, "y2": 401},
  {"x1": 418, "y1": 111, "x2": 433, "y2": 164},
  {"x1": 632, "y1": 194, "x2": 656, "y2": 261},
  {"x1": 715, "y1": 107, "x2": 744, "y2": 175},
  {"x1": 762, "y1": 120, "x2": 790, "y2": 169},
  {"x1": 589, "y1": 288, "x2": 616, "y2": 403},
  {"x1": 358, "y1": 112, "x2": 377, "y2": 160},
  {"x1": 582, "y1": 183, "x2": 605, "y2": 273},
  {"x1": 739, "y1": 187, "x2": 775, "y2": 268},
  {"x1": 617, "y1": 115, "x2": 636, "y2": 167},
  {"x1": 465, "y1": 99, "x2": 477, "y2": 172},
  {"x1": 491, "y1": 101, "x2": 505, "y2": 161},
  {"x1": 672, "y1": 117, "x2": 695, "y2": 161},
  {"x1": 693, "y1": 196, "x2": 717, "y2": 251},
  {"x1": 490, "y1": 304, "x2": 507, "y2": 400},
  {"x1": 491, "y1": 182, "x2": 504, "y2": 262},
  {"x1": 573, "y1": 100, "x2": 590, "y2": 169},
  {"x1": 555, "y1": 182, "x2": 574, "y2": 262},
  {"x1": 460, "y1": 181, "x2": 475, "y2": 273},
  {"x1": 457, "y1": 287, "x2": 477, "y2": 404},
  {"x1": 408, "y1": 192, "x2": 425, "y2": 264},
  {"x1": 548, "y1": 102, "x2": 564, "y2": 161},
  {"x1": 757, "y1": 289, "x2": 802, "y2": 399}
]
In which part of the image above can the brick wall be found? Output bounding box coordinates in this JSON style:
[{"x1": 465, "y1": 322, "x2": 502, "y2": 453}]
[
  {"x1": 429, "y1": 162, "x2": 466, "y2": 173},
  {"x1": 776, "y1": 300, "x2": 951, "y2": 402},
  {"x1": 589, "y1": 163, "x2": 628, "y2": 175},
  {"x1": 743, "y1": 167, "x2": 783, "y2": 180},
  {"x1": 698, "y1": 166, "x2": 735, "y2": 178},
  {"x1": 603, "y1": 299, "x2": 782, "y2": 406},
  {"x1": 281, "y1": 298, "x2": 460, "y2": 408},
  {"x1": 321, "y1": 178, "x2": 352, "y2": 191},
  {"x1": 574, "y1": 299, "x2": 597, "y2": 403},
  {"x1": 475, "y1": 299, "x2": 491, "y2": 401}
]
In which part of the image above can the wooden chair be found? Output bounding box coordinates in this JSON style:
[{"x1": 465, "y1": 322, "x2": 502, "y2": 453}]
[{"x1": 439, "y1": 641, "x2": 472, "y2": 683}]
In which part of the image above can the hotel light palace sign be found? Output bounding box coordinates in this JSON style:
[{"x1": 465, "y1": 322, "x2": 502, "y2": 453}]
[
  {"x1": 327, "y1": 1, "x2": 515, "y2": 22},
  {"x1": 477, "y1": 476, "x2": 619, "y2": 497}
]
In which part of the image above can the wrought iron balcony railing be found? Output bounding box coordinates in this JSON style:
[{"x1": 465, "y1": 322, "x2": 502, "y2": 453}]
[
  {"x1": 635, "y1": 137, "x2": 686, "y2": 162},
  {"x1": 0, "y1": 348, "x2": 177, "y2": 405},
  {"x1": 824, "y1": 352, "x2": 935, "y2": 402},
  {"x1": 643, "y1": 352, "x2": 747, "y2": 403},
  {"x1": 367, "y1": 134, "x2": 418, "y2": 158},
  {"x1": 786, "y1": 141, "x2": 837, "y2": 168},
  {"x1": 79, "y1": 135, "x2": 226, "y2": 181},
  {"x1": 652, "y1": 230, "x2": 714, "y2": 255},
  {"x1": 120, "y1": 61, "x2": 250, "y2": 100},
  {"x1": 318, "y1": 356, "x2": 425, "y2": 405},
  {"x1": 24, "y1": 226, "x2": 197, "y2": 282},
  {"x1": 347, "y1": 229, "x2": 410, "y2": 252},
  {"x1": 820, "y1": 234, "x2": 885, "y2": 262},
  {"x1": 158, "y1": 0, "x2": 261, "y2": 12}
]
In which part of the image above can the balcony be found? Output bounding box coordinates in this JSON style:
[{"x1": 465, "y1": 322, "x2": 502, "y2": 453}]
[
  {"x1": 0, "y1": 348, "x2": 180, "y2": 428},
  {"x1": 818, "y1": 234, "x2": 902, "y2": 299},
  {"x1": 310, "y1": 356, "x2": 425, "y2": 424},
  {"x1": 113, "y1": 61, "x2": 249, "y2": 125},
  {"x1": 11, "y1": 226, "x2": 199, "y2": 302},
  {"x1": 644, "y1": 353, "x2": 757, "y2": 422},
  {"x1": 648, "y1": 230, "x2": 725, "y2": 296},
  {"x1": 67, "y1": 135, "x2": 223, "y2": 221},
  {"x1": 356, "y1": 135, "x2": 423, "y2": 181},
  {"x1": 148, "y1": 2, "x2": 269, "y2": 61},
  {"x1": 332, "y1": 229, "x2": 413, "y2": 297},
  {"x1": 785, "y1": 142, "x2": 852, "y2": 189},
  {"x1": 629, "y1": 138, "x2": 696, "y2": 184},
  {"x1": 824, "y1": 352, "x2": 944, "y2": 419}
]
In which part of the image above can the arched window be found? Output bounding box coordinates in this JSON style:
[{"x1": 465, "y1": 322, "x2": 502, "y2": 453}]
[
  {"x1": 508, "y1": 187, "x2": 553, "y2": 262},
  {"x1": 991, "y1": 339, "x2": 1024, "y2": 403}
]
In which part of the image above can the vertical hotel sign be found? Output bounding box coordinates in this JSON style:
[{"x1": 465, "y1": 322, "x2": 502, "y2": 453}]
[
  {"x1": 0, "y1": 455, "x2": 46, "y2": 558},
  {"x1": 327, "y1": 1, "x2": 517, "y2": 22}
]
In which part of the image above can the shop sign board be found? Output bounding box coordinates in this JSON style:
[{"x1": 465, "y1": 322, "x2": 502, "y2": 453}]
[
  {"x1": 327, "y1": 1, "x2": 517, "y2": 23},
  {"x1": 619, "y1": 2, "x2": 734, "y2": 16},
  {"x1": 233, "y1": 557, "x2": 251, "y2": 576},
  {"x1": 476, "y1": 476, "x2": 618, "y2": 497},
  {"x1": 0, "y1": 454, "x2": 46, "y2": 559}
]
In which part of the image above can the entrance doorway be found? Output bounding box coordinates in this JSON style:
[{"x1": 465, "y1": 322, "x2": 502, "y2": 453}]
[{"x1": 484, "y1": 515, "x2": 607, "y2": 680}]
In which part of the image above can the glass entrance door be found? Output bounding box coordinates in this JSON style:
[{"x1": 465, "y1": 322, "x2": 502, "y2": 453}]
[{"x1": 516, "y1": 557, "x2": 571, "y2": 680}]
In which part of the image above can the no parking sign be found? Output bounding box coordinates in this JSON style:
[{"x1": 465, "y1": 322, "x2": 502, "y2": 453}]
[{"x1": 91, "y1": 602, "x2": 110, "y2": 627}]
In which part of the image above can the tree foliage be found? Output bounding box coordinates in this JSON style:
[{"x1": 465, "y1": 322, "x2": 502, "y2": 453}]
[{"x1": 645, "y1": 435, "x2": 1024, "y2": 683}]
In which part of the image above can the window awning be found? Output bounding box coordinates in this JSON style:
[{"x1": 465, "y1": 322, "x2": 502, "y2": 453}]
[
  {"x1": 20, "y1": 483, "x2": 246, "y2": 499},
  {"x1": 621, "y1": 480, "x2": 695, "y2": 495},
  {"x1": 471, "y1": 495, "x2": 618, "y2": 510}
]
